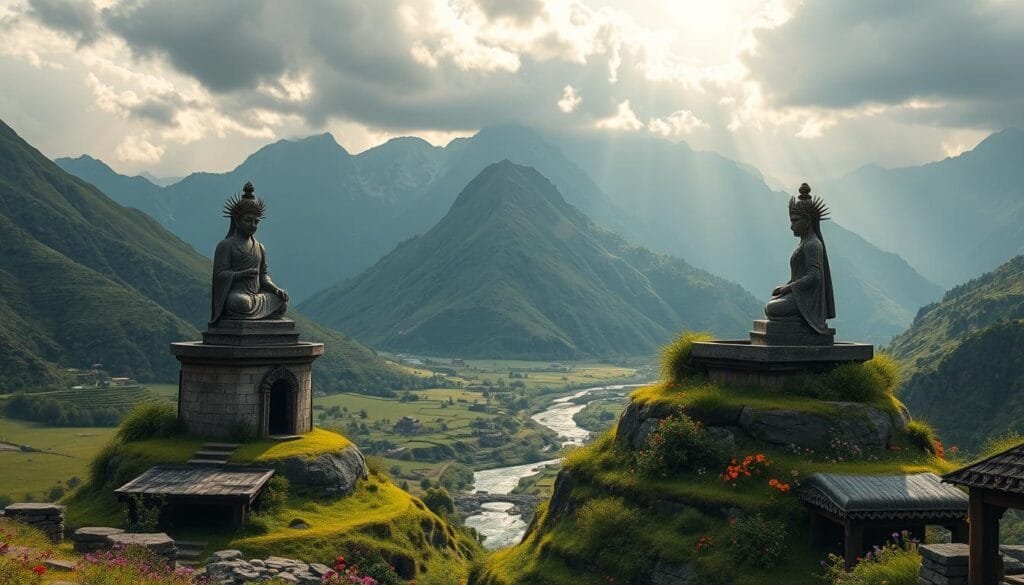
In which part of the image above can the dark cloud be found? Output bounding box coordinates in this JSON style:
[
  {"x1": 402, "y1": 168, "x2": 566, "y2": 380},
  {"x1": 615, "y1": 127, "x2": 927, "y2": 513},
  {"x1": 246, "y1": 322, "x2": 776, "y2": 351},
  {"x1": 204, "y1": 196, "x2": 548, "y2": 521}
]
[
  {"x1": 102, "y1": 0, "x2": 292, "y2": 92},
  {"x1": 745, "y1": 0, "x2": 1024, "y2": 115},
  {"x1": 26, "y1": 0, "x2": 101, "y2": 44}
]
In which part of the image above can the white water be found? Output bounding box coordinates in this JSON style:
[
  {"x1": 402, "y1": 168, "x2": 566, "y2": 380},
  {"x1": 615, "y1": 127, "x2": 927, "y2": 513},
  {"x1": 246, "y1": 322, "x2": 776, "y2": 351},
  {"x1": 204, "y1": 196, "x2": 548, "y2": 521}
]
[{"x1": 465, "y1": 384, "x2": 637, "y2": 550}]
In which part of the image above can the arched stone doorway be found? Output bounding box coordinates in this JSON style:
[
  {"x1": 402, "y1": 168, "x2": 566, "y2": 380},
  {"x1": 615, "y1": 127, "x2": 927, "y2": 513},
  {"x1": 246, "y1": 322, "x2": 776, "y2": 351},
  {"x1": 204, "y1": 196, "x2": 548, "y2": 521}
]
[{"x1": 260, "y1": 367, "x2": 299, "y2": 437}]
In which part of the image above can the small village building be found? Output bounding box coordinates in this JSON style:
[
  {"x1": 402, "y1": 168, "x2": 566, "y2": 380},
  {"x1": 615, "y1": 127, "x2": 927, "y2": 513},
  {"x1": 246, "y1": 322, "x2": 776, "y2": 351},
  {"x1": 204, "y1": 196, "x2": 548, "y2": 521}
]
[
  {"x1": 943, "y1": 443, "x2": 1024, "y2": 585},
  {"x1": 798, "y1": 472, "x2": 968, "y2": 568}
]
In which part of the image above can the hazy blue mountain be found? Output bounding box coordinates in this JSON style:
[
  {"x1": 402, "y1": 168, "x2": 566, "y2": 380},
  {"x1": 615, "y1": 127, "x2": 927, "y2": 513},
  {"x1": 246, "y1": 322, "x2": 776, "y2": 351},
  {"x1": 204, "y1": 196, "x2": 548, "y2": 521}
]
[
  {"x1": 55, "y1": 155, "x2": 172, "y2": 225},
  {"x1": 888, "y1": 255, "x2": 1024, "y2": 450},
  {"x1": 822, "y1": 128, "x2": 1024, "y2": 287},
  {"x1": 58, "y1": 124, "x2": 940, "y2": 343},
  {"x1": 550, "y1": 131, "x2": 943, "y2": 344},
  {"x1": 301, "y1": 161, "x2": 760, "y2": 359},
  {"x1": 2, "y1": 119, "x2": 413, "y2": 394}
]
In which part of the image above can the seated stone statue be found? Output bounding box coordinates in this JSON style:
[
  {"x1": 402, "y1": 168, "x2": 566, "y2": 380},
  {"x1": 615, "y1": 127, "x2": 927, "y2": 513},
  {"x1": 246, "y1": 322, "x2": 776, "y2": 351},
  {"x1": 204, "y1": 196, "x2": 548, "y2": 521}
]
[
  {"x1": 764, "y1": 183, "x2": 835, "y2": 334},
  {"x1": 210, "y1": 182, "x2": 289, "y2": 323}
]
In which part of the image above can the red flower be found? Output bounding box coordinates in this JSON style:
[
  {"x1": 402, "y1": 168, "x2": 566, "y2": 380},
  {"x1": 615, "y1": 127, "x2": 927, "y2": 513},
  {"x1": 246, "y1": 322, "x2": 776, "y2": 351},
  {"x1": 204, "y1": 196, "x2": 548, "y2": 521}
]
[{"x1": 32, "y1": 565, "x2": 46, "y2": 575}]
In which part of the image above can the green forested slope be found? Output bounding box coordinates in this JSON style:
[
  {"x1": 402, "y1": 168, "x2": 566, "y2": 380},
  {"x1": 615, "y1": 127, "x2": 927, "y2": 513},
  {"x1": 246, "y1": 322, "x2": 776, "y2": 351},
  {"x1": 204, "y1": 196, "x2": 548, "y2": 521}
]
[
  {"x1": 301, "y1": 161, "x2": 760, "y2": 359},
  {"x1": 889, "y1": 255, "x2": 1024, "y2": 449},
  {"x1": 0, "y1": 119, "x2": 410, "y2": 393}
]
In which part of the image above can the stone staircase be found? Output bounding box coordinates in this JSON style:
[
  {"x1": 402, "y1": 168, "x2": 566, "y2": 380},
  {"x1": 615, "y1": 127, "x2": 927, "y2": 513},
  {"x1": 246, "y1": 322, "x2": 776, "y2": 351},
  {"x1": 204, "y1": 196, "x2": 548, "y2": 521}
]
[
  {"x1": 186, "y1": 442, "x2": 240, "y2": 466},
  {"x1": 175, "y1": 539, "x2": 208, "y2": 568}
]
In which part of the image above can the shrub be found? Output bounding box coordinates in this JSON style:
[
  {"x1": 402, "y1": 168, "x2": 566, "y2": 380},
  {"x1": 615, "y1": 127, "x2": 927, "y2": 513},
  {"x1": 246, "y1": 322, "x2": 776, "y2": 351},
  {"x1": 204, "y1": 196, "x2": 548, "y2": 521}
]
[
  {"x1": 88, "y1": 440, "x2": 124, "y2": 486},
  {"x1": 820, "y1": 534, "x2": 920, "y2": 585},
  {"x1": 244, "y1": 514, "x2": 271, "y2": 535},
  {"x1": 422, "y1": 487, "x2": 455, "y2": 517},
  {"x1": 117, "y1": 402, "x2": 181, "y2": 442},
  {"x1": 635, "y1": 411, "x2": 725, "y2": 478},
  {"x1": 864, "y1": 353, "x2": 901, "y2": 395},
  {"x1": 574, "y1": 497, "x2": 650, "y2": 578},
  {"x1": 256, "y1": 475, "x2": 289, "y2": 511},
  {"x1": 730, "y1": 514, "x2": 787, "y2": 569},
  {"x1": 905, "y1": 420, "x2": 939, "y2": 455},
  {"x1": 660, "y1": 332, "x2": 712, "y2": 384},
  {"x1": 823, "y1": 362, "x2": 887, "y2": 403}
]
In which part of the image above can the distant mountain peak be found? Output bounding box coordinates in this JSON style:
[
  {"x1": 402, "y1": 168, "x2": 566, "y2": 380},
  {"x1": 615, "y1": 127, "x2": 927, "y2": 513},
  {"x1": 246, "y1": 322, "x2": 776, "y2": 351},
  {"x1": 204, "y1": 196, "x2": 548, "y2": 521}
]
[{"x1": 447, "y1": 160, "x2": 567, "y2": 216}]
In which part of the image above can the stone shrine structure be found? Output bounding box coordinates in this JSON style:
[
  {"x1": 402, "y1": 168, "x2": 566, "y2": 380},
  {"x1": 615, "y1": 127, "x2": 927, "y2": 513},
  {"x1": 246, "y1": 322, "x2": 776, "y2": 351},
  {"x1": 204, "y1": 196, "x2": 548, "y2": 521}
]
[
  {"x1": 690, "y1": 183, "x2": 872, "y2": 387},
  {"x1": 172, "y1": 182, "x2": 323, "y2": 438}
]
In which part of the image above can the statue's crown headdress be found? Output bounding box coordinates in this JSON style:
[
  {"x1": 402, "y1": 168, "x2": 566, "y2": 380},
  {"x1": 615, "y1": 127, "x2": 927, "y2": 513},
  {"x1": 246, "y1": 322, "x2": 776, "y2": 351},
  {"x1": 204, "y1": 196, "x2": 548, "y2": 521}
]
[
  {"x1": 223, "y1": 181, "x2": 266, "y2": 219},
  {"x1": 788, "y1": 183, "x2": 829, "y2": 222}
]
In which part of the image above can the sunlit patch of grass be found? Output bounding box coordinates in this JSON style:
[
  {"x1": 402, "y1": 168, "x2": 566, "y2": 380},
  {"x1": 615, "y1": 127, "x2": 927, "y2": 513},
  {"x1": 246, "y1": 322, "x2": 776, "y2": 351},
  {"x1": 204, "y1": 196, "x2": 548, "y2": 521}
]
[{"x1": 232, "y1": 428, "x2": 352, "y2": 462}]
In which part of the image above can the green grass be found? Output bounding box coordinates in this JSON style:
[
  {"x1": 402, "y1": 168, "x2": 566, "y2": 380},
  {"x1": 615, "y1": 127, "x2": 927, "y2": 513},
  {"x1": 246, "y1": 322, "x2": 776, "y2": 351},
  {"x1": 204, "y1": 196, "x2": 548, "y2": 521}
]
[
  {"x1": 233, "y1": 428, "x2": 353, "y2": 462},
  {"x1": 0, "y1": 417, "x2": 117, "y2": 500}
]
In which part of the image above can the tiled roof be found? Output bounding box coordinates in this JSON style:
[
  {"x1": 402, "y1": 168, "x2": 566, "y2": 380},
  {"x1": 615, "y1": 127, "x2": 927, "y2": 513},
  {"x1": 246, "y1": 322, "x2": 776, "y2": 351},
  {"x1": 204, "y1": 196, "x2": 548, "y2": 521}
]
[
  {"x1": 944, "y1": 443, "x2": 1024, "y2": 493},
  {"x1": 115, "y1": 465, "x2": 274, "y2": 503},
  {"x1": 798, "y1": 473, "x2": 968, "y2": 520}
]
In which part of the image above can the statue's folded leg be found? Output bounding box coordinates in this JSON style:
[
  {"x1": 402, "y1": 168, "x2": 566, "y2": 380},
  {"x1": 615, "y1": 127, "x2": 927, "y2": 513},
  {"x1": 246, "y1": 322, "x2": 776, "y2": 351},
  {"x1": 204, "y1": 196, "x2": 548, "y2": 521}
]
[
  {"x1": 224, "y1": 291, "x2": 284, "y2": 320},
  {"x1": 765, "y1": 294, "x2": 803, "y2": 322}
]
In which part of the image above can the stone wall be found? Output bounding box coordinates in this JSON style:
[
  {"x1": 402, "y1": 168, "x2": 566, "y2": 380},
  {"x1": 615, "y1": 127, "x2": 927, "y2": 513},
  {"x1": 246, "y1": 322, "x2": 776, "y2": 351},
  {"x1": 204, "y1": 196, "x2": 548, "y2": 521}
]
[
  {"x1": 178, "y1": 362, "x2": 312, "y2": 438},
  {"x1": 3, "y1": 503, "x2": 65, "y2": 543}
]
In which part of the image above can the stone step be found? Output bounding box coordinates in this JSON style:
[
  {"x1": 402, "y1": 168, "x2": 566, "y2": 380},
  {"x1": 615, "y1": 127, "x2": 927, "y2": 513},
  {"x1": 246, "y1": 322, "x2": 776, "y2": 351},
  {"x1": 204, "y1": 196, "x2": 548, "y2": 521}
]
[
  {"x1": 177, "y1": 549, "x2": 204, "y2": 560},
  {"x1": 201, "y1": 442, "x2": 241, "y2": 450},
  {"x1": 175, "y1": 540, "x2": 208, "y2": 549},
  {"x1": 187, "y1": 458, "x2": 226, "y2": 466},
  {"x1": 268, "y1": 435, "x2": 301, "y2": 442},
  {"x1": 44, "y1": 559, "x2": 76, "y2": 572},
  {"x1": 192, "y1": 451, "x2": 231, "y2": 460}
]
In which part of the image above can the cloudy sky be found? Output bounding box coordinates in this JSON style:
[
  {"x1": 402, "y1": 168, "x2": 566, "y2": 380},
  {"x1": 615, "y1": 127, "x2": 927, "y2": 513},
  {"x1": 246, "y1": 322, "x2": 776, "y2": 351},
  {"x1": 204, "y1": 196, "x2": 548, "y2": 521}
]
[{"x1": 2, "y1": 0, "x2": 1020, "y2": 185}]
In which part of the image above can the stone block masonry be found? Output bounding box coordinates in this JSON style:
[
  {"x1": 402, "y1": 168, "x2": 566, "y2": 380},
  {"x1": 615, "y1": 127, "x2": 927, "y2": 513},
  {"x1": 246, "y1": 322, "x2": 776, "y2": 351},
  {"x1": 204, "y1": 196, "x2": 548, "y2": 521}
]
[{"x1": 3, "y1": 503, "x2": 65, "y2": 543}]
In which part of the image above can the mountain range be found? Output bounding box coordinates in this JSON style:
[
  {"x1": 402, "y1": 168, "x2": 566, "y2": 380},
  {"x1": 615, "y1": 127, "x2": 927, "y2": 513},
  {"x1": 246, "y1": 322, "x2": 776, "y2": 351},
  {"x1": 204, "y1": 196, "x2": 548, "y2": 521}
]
[
  {"x1": 822, "y1": 128, "x2": 1024, "y2": 287},
  {"x1": 0, "y1": 119, "x2": 411, "y2": 394},
  {"x1": 300, "y1": 161, "x2": 760, "y2": 359},
  {"x1": 889, "y1": 254, "x2": 1024, "y2": 450},
  {"x1": 57, "y1": 124, "x2": 959, "y2": 344}
]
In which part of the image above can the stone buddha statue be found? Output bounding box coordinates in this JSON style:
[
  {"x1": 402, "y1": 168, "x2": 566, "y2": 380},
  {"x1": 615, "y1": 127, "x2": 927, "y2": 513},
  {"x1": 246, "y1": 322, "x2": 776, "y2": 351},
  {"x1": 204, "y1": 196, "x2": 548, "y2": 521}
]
[
  {"x1": 763, "y1": 183, "x2": 835, "y2": 337},
  {"x1": 210, "y1": 182, "x2": 289, "y2": 324}
]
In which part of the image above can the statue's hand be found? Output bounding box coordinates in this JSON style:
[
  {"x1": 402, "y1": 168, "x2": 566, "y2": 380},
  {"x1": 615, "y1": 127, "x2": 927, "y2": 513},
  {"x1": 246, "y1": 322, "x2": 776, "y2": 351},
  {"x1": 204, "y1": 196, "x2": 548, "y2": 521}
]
[
  {"x1": 275, "y1": 287, "x2": 290, "y2": 302},
  {"x1": 771, "y1": 285, "x2": 791, "y2": 297}
]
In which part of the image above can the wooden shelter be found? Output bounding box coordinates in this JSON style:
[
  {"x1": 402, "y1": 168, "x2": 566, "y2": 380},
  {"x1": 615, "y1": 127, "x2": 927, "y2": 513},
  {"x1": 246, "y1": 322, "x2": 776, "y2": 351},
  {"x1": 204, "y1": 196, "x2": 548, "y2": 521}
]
[
  {"x1": 115, "y1": 465, "x2": 275, "y2": 529},
  {"x1": 798, "y1": 472, "x2": 968, "y2": 568},
  {"x1": 944, "y1": 443, "x2": 1024, "y2": 585}
]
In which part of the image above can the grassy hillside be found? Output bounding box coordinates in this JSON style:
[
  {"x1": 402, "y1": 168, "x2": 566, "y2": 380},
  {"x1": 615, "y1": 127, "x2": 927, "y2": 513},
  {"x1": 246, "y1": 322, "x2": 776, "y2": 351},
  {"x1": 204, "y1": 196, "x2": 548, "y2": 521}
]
[
  {"x1": 64, "y1": 422, "x2": 481, "y2": 585},
  {"x1": 0, "y1": 118, "x2": 413, "y2": 394},
  {"x1": 302, "y1": 161, "x2": 760, "y2": 359},
  {"x1": 888, "y1": 255, "x2": 1024, "y2": 451},
  {"x1": 475, "y1": 345, "x2": 951, "y2": 585}
]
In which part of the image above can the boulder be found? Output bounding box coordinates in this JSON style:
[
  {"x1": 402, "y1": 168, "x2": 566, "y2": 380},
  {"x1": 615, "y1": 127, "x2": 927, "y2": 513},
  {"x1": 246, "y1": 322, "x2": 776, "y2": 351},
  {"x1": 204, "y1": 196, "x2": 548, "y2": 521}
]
[
  {"x1": 737, "y1": 402, "x2": 894, "y2": 451},
  {"x1": 268, "y1": 445, "x2": 369, "y2": 495}
]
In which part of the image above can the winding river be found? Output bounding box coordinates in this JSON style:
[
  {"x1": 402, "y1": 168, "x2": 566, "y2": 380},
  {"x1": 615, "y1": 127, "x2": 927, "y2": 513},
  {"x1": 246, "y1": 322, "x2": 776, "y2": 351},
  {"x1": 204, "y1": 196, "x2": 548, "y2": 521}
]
[{"x1": 463, "y1": 384, "x2": 638, "y2": 550}]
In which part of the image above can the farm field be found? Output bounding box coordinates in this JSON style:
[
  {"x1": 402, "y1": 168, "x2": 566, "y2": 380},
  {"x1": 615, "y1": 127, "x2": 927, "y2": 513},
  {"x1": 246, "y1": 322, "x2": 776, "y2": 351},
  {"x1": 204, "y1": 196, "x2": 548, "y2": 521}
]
[{"x1": 0, "y1": 418, "x2": 117, "y2": 501}]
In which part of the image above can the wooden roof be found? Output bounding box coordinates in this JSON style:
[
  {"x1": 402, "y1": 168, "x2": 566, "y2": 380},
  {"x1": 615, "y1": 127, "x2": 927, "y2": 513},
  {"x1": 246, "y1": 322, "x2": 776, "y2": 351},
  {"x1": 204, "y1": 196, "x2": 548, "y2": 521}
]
[
  {"x1": 114, "y1": 466, "x2": 274, "y2": 503},
  {"x1": 798, "y1": 473, "x2": 968, "y2": 520},
  {"x1": 944, "y1": 443, "x2": 1024, "y2": 494}
]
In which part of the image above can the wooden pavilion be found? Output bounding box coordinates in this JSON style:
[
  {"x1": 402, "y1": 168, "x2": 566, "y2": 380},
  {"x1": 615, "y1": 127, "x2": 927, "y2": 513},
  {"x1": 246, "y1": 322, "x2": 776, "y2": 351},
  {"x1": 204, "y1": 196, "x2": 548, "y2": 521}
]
[
  {"x1": 944, "y1": 443, "x2": 1024, "y2": 585},
  {"x1": 115, "y1": 465, "x2": 275, "y2": 529},
  {"x1": 798, "y1": 472, "x2": 969, "y2": 568}
]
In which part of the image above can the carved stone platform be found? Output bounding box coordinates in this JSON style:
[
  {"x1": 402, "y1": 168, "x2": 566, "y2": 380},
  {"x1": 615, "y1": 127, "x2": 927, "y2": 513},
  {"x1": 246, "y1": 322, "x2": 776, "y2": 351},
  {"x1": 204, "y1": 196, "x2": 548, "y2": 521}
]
[
  {"x1": 171, "y1": 319, "x2": 323, "y2": 438},
  {"x1": 690, "y1": 340, "x2": 873, "y2": 389},
  {"x1": 750, "y1": 319, "x2": 834, "y2": 346}
]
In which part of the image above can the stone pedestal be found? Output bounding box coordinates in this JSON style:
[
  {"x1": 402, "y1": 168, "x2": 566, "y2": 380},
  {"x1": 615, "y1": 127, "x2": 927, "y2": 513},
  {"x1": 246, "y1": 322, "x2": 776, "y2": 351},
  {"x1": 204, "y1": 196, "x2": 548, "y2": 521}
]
[
  {"x1": 750, "y1": 319, "x2": 834, "y2": 346},
  {"x1": 171, "y1": 319, "x2": 323, "y2": 438},
  {"x1": 690, "y1": 340, "x2": 873, "y2": 389}
]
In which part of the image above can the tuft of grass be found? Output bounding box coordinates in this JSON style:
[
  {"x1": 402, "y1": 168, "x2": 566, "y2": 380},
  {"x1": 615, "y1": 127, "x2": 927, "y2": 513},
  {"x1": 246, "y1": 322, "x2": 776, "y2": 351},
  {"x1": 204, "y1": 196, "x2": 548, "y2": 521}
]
[
  {"x1": 660, "y1": 331, "x2": 713, "y2": 384},
  {"x1": 904, "y1": 420, "x2": 939, "y2": 455},
  {"x1": 978, "y1": 432, "x2": 1024, "y2": 459},
  {"x1": 116, "y1": 402, "x2": 182, "y2": 442}
]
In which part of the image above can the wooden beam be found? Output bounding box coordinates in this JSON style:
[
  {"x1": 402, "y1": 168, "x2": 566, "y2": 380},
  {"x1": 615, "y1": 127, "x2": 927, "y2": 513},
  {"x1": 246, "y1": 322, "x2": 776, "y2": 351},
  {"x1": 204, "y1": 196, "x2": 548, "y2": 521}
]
[
  {"x1": 968, "y1": 493, "x2": 1005, "y2": 585},
  {"x1": 844, "y1": 521, "x2": 864, "y2": 570}
]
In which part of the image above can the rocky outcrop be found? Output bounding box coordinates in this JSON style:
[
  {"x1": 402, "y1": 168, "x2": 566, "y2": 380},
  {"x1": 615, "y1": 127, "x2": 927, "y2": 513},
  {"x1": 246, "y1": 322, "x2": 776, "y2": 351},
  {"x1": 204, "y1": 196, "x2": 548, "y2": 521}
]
[
  {"x1": 737, "y1": 402, "x2": 894, "y2": 451},
  {"x1": 267, "y1": 445, "x2": 368, "y2": 495},
  {"x1": 204, "y1": 550, "x2": 331, "y2": 585},
  {"x1": 617, "y1": 398, "x2": 904, "y2": 454}
]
